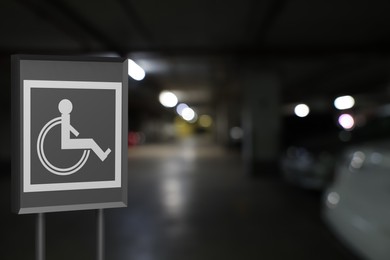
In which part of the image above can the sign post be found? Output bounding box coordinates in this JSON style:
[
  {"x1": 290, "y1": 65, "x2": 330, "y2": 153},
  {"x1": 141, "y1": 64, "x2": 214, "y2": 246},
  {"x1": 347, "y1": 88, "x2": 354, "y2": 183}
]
[
  {"x1": 97, "y1": 209, "x2": 105, "y2": 260},
  {"x1": 36, "y1": 213, "x2": 45, "y2": 260},
  {"x1": 12, "y1": 55, "x2": 128, "y2": 259}
]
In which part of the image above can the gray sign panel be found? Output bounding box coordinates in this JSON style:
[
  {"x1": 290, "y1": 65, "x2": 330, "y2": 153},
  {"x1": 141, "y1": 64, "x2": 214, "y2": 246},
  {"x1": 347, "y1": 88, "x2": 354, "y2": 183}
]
[{"x1": 12, "y1": 55, "x2": 128, "y2": 214}]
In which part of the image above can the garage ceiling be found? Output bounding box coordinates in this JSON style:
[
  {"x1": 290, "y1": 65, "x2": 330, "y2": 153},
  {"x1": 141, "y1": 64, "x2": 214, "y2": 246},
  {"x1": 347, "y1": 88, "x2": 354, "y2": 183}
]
[{"x1": 2, "y1": 0, "x2": 390, "y2": 116}]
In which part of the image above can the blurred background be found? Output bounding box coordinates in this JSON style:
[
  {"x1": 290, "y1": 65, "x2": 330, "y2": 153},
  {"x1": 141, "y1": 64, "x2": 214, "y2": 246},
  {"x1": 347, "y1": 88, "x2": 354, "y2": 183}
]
[{"x1": 2, "y1": 0, "x2": 390, "y2": 259}]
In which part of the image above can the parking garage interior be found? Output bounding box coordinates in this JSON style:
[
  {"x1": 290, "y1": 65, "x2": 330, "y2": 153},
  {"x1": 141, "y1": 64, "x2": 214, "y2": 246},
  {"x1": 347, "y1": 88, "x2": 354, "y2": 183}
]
[{"x1": 2, "y1": 0, "x2": 390, "y2": 259}]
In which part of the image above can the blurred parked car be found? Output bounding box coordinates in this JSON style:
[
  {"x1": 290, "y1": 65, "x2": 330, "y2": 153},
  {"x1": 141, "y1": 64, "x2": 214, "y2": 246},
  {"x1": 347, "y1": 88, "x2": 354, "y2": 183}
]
[
  {"x1": 281, "y1": 144, "x2": 336, "y2": 190},
  {"x1": 280, "y1": 114, "x2": 340, "y2": 190},
  {"x1": 323, "y1": 112, "x2": 390, "y2": 260},
  {"x1": 323, "y1": 142, "x2": 390, "y2": 260}
]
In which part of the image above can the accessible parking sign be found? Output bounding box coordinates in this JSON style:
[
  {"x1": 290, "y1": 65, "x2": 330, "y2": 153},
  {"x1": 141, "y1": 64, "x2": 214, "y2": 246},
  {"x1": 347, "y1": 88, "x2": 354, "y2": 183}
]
[{"x1": 12, "y1": 55, "x2": 128, "y2": 214}]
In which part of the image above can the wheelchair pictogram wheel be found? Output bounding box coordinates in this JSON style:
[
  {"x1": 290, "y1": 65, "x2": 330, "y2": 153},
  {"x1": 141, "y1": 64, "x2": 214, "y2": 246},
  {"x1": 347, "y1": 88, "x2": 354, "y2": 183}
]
[{"x1": 37, "y1": 117, "x2": 90, "y2": 176}]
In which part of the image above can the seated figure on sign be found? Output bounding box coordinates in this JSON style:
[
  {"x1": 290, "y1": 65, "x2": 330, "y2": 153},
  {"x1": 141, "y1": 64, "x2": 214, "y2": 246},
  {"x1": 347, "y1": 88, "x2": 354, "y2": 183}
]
[{"x1": 58, "y1": 99, "x2": 111, "y2": 161}]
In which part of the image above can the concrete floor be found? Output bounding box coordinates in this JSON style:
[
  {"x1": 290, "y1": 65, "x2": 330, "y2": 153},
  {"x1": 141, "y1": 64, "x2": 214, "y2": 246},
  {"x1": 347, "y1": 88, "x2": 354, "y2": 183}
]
[{"x1": 1, "y1": 136, "x2": 359, "y2": 259}]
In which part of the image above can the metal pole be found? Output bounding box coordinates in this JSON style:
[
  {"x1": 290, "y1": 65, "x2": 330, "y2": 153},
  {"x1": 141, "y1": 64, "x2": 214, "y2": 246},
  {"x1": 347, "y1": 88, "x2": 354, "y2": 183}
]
[
  {"x1": 36, "y1": 213, "x2": 45, "y2": 260},
  {"x1": 97, "y1": 209, "x2": 105, "y2": 260}
]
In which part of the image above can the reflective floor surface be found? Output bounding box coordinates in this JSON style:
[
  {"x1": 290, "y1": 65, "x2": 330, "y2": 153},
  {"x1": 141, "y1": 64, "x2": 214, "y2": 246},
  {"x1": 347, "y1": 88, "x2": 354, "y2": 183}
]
[{"x1": 0, "y1": 136, "x2": 359, "y2": 259}]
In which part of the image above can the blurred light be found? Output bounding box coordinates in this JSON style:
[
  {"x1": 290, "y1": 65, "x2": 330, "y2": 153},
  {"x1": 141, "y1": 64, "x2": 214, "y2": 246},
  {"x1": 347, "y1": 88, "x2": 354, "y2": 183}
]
[
  {"x1": 350, "y1": 151, "x2": 365, "y2": 169},
  {"x1": 334, "y1": 95, "x2": 355, "y2": 110},
  {"x1": 199, "y1": 115, "x2": 212, "y2": 128},
  {"x1": 338, "y1": 113, "x2": 355, "y2": 130},
  {"x1": 294, "y1": 104, "x2": 310, "y2": 117},
  {"x1": 176, "y1": 103, "x2": 188, "y2": 115},
  {"x1": 230, "y1": 127, "x2": 243, "y2": 140},
  {"x1": 159, "y1": 91, "x2": 178, "y2": 108},
  {"x1": 326, "y1": 191, "x2": 340, "y2": 208},
  {"x1": 128, "y1": 59, "x2": 145, "y2": 81},
  {"x1": 128, "y1": 132, "x2": 140, "y2": 147},
  {"x1": 181, "y1": 107, "x2": 195, "y2": 121}
]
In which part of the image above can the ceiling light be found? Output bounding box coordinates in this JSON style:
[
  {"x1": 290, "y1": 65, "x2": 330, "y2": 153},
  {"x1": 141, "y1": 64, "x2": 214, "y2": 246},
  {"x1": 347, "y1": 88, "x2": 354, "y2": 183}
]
[
  {"x1": 181, "y1": 107, "x2": 195, "y2": 121},
  {"x1": 159, "y1": 91, "x2": 178, "y2": 108},
  {"x1": 294, "y1": 104, "x2": 310, "y2": 117},
  {"x1": 334, "y1": 95, "x2": 355, "y2": 110},
  {"x1": 128, "y1": 59, "x2": 145, "y2": 81},
  {"x1": 176, "y1": 103, "x2": 188, "y2": 116},
  {"x1": 338, "y1": 113, "x2": 355, "y2": 130}
]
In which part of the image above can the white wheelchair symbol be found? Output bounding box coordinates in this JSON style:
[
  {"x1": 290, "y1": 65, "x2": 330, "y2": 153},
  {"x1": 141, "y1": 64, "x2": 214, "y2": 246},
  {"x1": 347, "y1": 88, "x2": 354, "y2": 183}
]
[{"x1": 37, "y1": 99, "x2": 111, "y2": 176}]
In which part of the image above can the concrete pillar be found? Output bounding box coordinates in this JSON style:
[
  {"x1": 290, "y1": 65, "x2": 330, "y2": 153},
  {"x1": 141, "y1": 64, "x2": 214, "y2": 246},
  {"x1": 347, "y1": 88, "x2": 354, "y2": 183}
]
[{"x1": 242, "y1": 69, "x2": 281, "y2": 175}]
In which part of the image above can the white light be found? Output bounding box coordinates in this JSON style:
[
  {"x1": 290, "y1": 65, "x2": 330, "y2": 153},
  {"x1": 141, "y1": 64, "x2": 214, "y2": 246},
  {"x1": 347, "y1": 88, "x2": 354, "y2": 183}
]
[
  {"x1": 350, "y1": 151, "x2": 365, "y2": 169},
  {"x1": 181, "y1": 107, "x2": 195, "y2": 121},
  {"x1": 334, "y1": 95, "x2": 355, "y2": 110},
  {"x1": 128, "y1": 59, "x2": 145, "y2": 81},
  {"x1": 159, "y1": 91, "x2": 178, "y2": 108},
  {"x1": 338, "y1": 113, "x2": 355, "y2": 130},
  {"x1": 326, "y1": 191, "x2": 340, "y2": 208},
  {"x1": 294, "y1": 104, "x2": 310, "y2": 117},
  {"x1": 176, "y1": 103, "x2": 188, "y2": 115}
]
